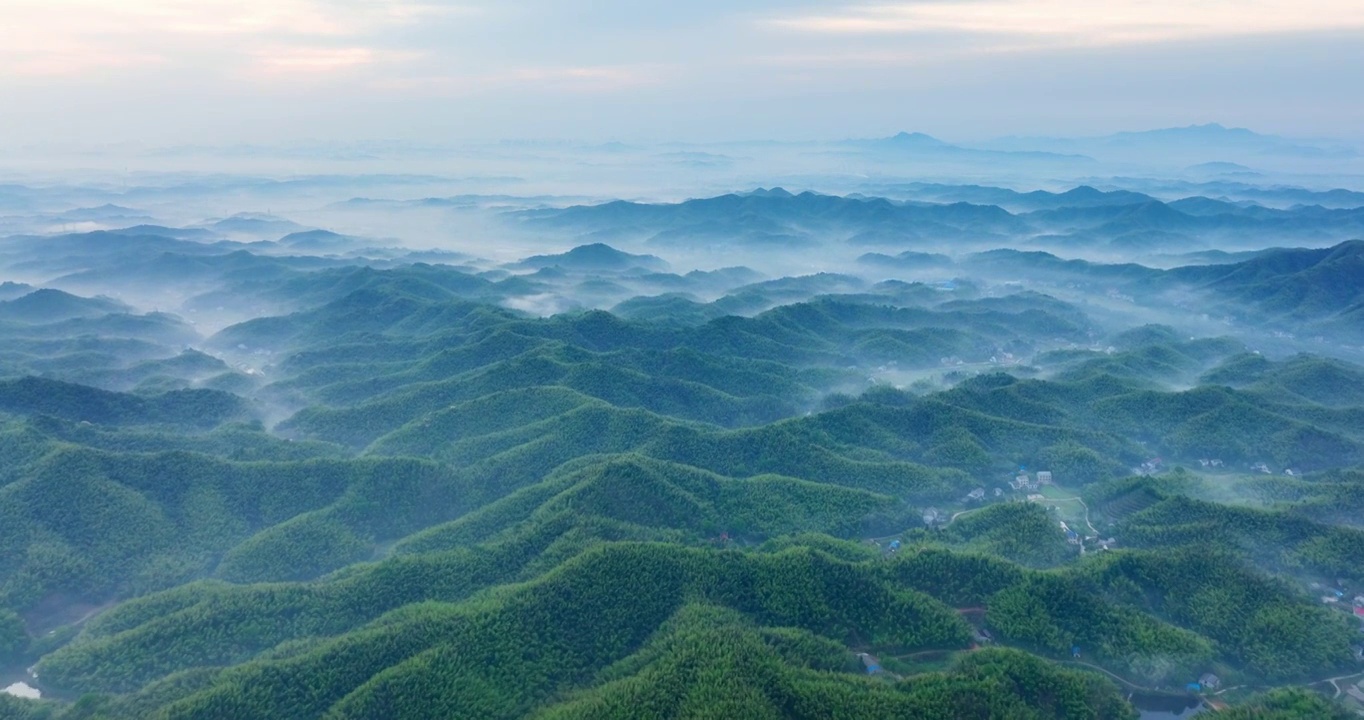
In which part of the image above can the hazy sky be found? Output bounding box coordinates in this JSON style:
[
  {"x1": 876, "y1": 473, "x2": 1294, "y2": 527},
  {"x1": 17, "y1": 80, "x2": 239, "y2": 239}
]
[{"x1": 2, "y1": 0, "x2": 1363, "y2": 146}]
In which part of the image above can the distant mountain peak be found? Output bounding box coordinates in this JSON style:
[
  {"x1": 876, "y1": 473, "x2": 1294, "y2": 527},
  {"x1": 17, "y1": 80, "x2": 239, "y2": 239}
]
[
  {"x1": 569, "y1": 242, "x2": 626, "y2": 256},
  {"x1": 1185, "y1": 161, "x2": 1256, "y2": 173},
  {"x1": 886, "y1": 131, "x2": 950, "y2": 147},
  {"x1": 1059, "y1": 185, "x2": 1103, "y2": 198},
  {"x1": 512, "y1": 243, "x2": 670, "y2": 272},
  {"x1": 1124, "y1": 123, "x2": 1251, "y2": 136},
  {"x1": 1177, "y1": 123, "x2": 1257, "y2": 136},
  {"x1": 223, "y1": 211, "x2": 293, "y2": 221},
  {"x1": 745, "y1": 187, "x2": 794, "y2": 198}
]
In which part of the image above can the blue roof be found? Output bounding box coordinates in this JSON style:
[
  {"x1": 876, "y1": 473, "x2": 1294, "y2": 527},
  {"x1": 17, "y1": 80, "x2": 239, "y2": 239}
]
[
  {"x1": 1186, "y1": 683, "x2": 1202, "y2": 692},
  {"x1": 866, "y1": 664, "x2": 880, "y2": 674}
]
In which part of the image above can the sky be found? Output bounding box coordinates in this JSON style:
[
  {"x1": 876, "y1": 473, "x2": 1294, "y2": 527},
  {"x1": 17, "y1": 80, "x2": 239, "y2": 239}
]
[{"x1": 2, "y1": 0, "x2": 1363, "y2": 147}]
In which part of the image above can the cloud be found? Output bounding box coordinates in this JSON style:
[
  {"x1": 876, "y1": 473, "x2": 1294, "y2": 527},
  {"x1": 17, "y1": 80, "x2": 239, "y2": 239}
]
[
  {"x1": 502, "y1": 65, "x2": 663, "y2": 91},
  {"x1": 1, "y1": 0, "x2": 1360, "y2": 146},
  {"x1": 769, "y1": 0, "x2": 1364, "y2": 48},
  {"x1": 0, "y1": 0, "x2": 466, "y2": 78},
  {"x1": 251, "y1": 47, "x2": 380, "y2": 75},
  {"x1": 370, "y1": 63, "x2": 667, "y2": 96}
]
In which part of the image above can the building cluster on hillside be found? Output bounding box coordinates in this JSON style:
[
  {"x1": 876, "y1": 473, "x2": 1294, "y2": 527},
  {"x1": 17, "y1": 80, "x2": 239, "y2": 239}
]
[
  {"x1": 1135, "y1": 458, "x2": 1163, "y2": 475},
  {"x1": 1009, "y1": 470, "x2": 1053, "y2": 492},
  {"x1": 869, "y1": 538, "x2": 904, "y2": 556},
  {"x1": 1186, "y1": 673, "x2": 1222, "y2": 694},
  {"x1": 1196, "y1": 458, "x2": 1224, "y2": 468},
  {"x1": 1105, "y1": 288, "x2": 1135, "y2": 303},
  {"x1": 1310, "y1": 584, "x2": 1364, "y2": 626}
]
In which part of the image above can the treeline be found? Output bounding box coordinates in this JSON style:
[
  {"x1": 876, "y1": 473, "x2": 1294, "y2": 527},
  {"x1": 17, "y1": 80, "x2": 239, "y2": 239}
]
[
  {"x1": 532, "y1": 611, "x2": 1135, "y2": 720},
  {"x1": 881, "y1": 539, "x2": 1359, "y2": 686},
  {"x1": 38, "y1": 543, "x2": 975, "y2": 717},
  {"x1": 882, "y1": 548, "x2": 1212, "y2": 684},
  {"x1": 1215, "y1": 689, "x2": 1357, "y2": 719},
  {"x1": 1113, "y1": 490, "x2": 1364, "y2": 584},
  {"x1": 0, "y1": 446, "x2": 481, "y2": 613},
  {"x1": 936, "y1": 502, "x2": 1075, "y2": 567},
  {"x1": 1078, "y1": 549, "x2": 1356, "y2": 679},
  {"x1": 0, "y1": 377, "x2": 250, "y2": 430}
]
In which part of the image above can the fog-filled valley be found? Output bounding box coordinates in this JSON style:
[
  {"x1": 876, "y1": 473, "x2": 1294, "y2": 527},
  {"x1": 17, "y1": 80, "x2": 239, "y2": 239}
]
[{"x1": 4, "y1": 127, "x2": 1364, "y2": 719}]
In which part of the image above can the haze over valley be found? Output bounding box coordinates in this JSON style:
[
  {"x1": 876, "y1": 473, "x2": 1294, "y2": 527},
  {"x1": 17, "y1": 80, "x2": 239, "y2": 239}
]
[{"x1": 4, "y1": 2, "x2": 1364, "y2": 718}]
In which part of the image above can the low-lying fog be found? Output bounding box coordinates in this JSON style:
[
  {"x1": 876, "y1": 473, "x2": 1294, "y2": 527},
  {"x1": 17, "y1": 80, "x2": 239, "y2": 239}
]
[{"x1": 3, "y1": 127, "x2": 1363, "y2": 380}]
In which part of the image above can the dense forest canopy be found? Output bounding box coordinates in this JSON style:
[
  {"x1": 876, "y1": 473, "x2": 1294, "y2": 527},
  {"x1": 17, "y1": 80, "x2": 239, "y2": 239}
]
[{"x1": 1, "y1": 171, "x2": 1364, "y2": 719}]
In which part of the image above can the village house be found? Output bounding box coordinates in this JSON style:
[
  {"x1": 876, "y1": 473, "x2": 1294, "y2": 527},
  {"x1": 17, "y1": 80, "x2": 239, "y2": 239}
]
[
  {"x1": 966, "y1": 488, "x2": 986, "y2": 502},
  {"x1": 1036, "y1": 471, "x2": 1053, "y2": 484},
  {"x1": 858, "y1": 653, "x2": 882, "y2": 675},
  {"x1": 1199, "y1": 673, "x2": 1221, "y2": 691}
]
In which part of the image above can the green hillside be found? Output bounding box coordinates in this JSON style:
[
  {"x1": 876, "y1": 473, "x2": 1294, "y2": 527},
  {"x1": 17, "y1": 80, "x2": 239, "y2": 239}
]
[{"x1": 2, "y1": 245, "x2": 1363, "y2": 719}]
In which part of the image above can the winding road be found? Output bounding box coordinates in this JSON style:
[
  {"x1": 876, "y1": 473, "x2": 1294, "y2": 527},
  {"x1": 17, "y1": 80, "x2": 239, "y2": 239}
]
[{"x1": 1311, "y1": 671, "x2": 1364, "y2": 699}]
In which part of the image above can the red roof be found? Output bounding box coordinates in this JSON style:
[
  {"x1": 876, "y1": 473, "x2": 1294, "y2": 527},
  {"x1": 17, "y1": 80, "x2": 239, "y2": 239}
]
[{"x1": 1354, "y1": 606, "x2": 1364, "y2": 617}]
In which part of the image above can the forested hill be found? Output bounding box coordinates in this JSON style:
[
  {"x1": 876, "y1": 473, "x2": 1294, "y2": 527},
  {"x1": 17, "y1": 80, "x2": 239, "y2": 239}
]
[
  {"x1": 2, "y1": 284, "x2": 1363, "y2": 718},
  {"x1": 2, "y1": 187, "x2": 1364, "y2": 717}
]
